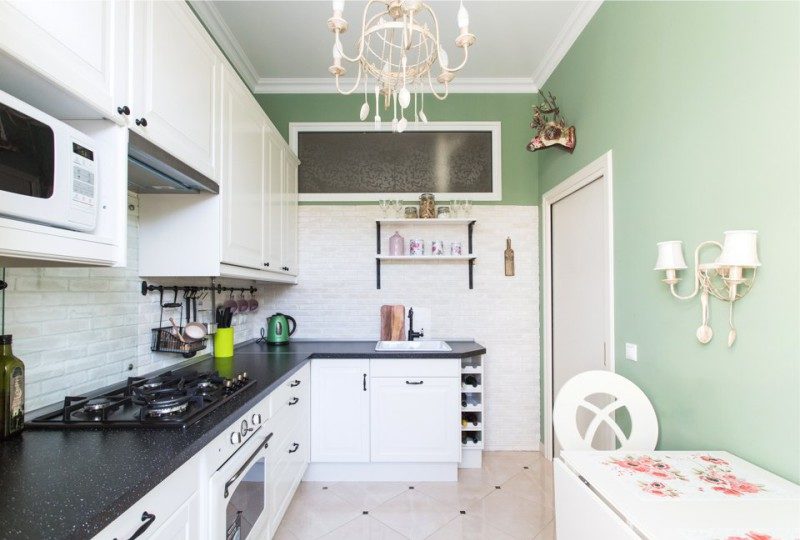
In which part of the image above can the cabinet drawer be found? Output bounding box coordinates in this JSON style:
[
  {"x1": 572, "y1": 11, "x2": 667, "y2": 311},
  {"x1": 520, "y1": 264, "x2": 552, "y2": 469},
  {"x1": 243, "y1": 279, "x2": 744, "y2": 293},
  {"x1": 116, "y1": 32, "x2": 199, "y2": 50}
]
[
  {"x1": 270, "y1": 363, "x2": 310, "y2": 417},
  {"x1": 92, "y1": 454, "x2": 200, "y2": 539},
  {"x1": 370, "y1": 358, "x2": 460, "y2": 378},
  {"x1": 269, "y1": 418, "x2": 309, "y2": 530}
]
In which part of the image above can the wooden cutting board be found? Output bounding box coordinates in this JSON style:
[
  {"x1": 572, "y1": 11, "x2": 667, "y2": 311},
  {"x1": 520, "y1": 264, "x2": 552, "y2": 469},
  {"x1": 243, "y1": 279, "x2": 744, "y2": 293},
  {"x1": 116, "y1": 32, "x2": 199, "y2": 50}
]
[{"x1": 380, "y1": 305, "x2": 405, "y2": 341}]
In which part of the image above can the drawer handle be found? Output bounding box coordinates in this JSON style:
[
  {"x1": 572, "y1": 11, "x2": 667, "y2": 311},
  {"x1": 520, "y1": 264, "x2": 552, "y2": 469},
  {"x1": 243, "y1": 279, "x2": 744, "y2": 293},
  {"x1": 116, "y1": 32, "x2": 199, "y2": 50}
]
[
  {"x1": 288, "y1": 442, "x2": 300, "y2": 453},
  {"x1": 405, "y1": 380, "x2": 424, "y2": 385},
  {"x1": 290, "y1": 380, "x2": 301, "y2": 387},
  {"x1": 114, "y1": 511, "x2": 156, "y2": 540},
  {"x1": 288, "y1": 397, "x2": 299, "y2": 406}
]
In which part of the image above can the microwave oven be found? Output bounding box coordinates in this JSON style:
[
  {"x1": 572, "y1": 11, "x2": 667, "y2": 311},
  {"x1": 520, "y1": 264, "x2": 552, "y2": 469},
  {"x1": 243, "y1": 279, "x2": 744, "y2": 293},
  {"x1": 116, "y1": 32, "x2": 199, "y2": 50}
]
[{"x1": 0, "y1": 89, "x2": 98, "y2": 232}]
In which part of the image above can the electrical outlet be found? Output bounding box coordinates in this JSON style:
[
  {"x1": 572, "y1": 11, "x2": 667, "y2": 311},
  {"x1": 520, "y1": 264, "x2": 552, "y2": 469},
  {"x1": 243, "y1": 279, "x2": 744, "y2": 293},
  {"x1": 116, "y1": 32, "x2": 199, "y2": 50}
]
[{"x1": 625, "y1": 343, "x2": 638, "y2": 362}]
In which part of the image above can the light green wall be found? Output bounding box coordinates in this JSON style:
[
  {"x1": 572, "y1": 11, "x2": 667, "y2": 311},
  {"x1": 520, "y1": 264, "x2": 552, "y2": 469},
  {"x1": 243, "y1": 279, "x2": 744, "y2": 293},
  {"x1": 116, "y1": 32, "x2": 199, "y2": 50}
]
[
  {"x1": 256, "y1": 94, "x2": 539, "y2": 204},
  {"x1": 538, "y1": 1, "x2": 800, "y2": 481}
]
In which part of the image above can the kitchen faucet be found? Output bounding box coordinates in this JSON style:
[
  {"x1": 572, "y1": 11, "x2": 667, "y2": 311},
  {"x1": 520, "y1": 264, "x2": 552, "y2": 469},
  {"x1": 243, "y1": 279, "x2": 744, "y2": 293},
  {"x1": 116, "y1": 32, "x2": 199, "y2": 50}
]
[{"x1": 407, "y1": 307, "x2": 424, "y2": 341}]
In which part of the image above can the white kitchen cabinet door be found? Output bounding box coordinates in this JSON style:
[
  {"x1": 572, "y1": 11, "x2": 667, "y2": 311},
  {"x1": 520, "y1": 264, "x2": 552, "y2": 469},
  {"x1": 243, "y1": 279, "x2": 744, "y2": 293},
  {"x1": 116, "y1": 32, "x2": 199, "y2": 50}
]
[
  {"x1": 370, "y1": 377, "x2": 460, "y2": 462},
  {"x1": 0, "y1": 0, "x2": 127, "y2": 120},
  {"x1": 147, "y1": 491, "x2": 201, "y2": 540},
  {"x1": 263, "y1": 132, "x2": 285, "y2": 272},
  {"x1": 129, "y1": 0, "x2": 221, "y2": 181},
  {"x1": 219, "y1": 66, "x2": 266, "y2": 270},
  {"x1": 311, "y1": 359, "x2": 370, "y2": 463},
  {"x1": 282, "y1": 153, "x2": 299, "y2": 276}
]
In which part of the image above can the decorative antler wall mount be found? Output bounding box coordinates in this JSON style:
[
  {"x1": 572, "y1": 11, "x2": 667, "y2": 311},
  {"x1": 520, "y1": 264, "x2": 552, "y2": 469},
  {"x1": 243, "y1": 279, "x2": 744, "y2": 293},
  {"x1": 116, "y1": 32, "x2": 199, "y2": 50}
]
[{"x1": 526, "y1": 91, "x2": 576, "y2": 153}]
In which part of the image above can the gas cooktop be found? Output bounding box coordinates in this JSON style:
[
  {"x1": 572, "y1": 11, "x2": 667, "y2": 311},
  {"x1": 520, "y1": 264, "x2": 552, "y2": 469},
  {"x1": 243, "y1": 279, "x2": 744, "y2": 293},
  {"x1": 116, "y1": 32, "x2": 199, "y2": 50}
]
[{"x1": 27, "y1": 369, "x2": 255, "y2": 429}]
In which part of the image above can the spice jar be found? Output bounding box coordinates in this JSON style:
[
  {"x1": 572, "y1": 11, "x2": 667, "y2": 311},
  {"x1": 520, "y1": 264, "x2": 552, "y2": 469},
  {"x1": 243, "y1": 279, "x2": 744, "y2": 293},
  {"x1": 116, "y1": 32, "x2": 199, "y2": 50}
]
[{"x1": 419, "y1": 193, "x2": 436, "y2": 219}]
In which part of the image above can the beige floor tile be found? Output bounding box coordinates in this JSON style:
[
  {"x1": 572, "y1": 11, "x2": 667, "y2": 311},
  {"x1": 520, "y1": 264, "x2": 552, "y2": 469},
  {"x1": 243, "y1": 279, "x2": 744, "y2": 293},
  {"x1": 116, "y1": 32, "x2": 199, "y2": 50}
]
[
  {"x1": 482, "y1": 451, "x2": 543, "y2": 469},
  {"x1": 466, "y1": 490, "x2": 554, "y2": 540},
  {"x1": 281, "y1": 482, "x2": 363, "y2": 539},
  {"x1": 328, "y1": 482, "x2": 410, "y2": 511},
  {"x1": 371, "y1": 489, "x2": 460, "y2": 540},
  {"x1": 533, "y1": 519, "x2": 555, "y2": 540},
  {"x1": 415, "y1": 475, "x2": 495, "y2": 509},
  {"x1": 320, "y1": 515, "x2": 408, "y2": 540},
  {"x1": 469, "y1": 459, "x2": 526, "y2": 486},
  {"x1": 426, "y1": 513, "x2": 517, "y2": 540},
  {"x1": 501, "y1": 472, "x2": 554, "y2": 508}
]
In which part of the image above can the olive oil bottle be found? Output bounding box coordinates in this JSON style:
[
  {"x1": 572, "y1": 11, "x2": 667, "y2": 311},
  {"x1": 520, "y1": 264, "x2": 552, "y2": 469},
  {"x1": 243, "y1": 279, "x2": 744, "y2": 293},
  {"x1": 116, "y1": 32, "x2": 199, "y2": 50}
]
[{"x1": 0, "y1": 335, "x2": 24, "y2": 439}]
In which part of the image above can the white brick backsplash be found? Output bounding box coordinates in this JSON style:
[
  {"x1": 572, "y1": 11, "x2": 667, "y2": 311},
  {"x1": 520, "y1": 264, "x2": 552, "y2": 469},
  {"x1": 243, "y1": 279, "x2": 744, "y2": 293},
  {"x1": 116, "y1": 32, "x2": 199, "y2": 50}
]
[
  {"x1": 3, "y1": 193, "x2": 269, "y2": 412},
  {"x1": 260, "y1": 205, "x2": 540, "y2": 450}
]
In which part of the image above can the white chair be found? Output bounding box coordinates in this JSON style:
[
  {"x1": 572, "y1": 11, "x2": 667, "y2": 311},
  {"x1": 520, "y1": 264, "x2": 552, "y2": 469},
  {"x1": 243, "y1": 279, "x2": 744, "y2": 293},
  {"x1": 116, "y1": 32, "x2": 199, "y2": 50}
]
[{"x1": 553, "y1": 370, "x2": 658, "y2": 452}]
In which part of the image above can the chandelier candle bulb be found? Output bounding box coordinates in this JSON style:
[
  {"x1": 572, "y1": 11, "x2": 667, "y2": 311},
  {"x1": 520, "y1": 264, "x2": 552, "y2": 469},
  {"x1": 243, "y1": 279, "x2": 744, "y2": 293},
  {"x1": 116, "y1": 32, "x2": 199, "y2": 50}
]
[{"x1": 457, "y1": 2, "x2": 469, "y2": 33}]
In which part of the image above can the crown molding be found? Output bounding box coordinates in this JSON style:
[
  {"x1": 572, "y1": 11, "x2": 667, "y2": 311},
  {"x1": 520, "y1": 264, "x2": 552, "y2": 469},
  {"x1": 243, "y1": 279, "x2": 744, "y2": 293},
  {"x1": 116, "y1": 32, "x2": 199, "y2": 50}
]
[
  {"x1": 253, "y1": 77, "x2": 538, "y2": 94},
  {"x1": 531, "y1": 0, "x2": 603, "y2": 89},
  {"x1": 189, "y1": 1, "x2": 260, "y2": 89}
]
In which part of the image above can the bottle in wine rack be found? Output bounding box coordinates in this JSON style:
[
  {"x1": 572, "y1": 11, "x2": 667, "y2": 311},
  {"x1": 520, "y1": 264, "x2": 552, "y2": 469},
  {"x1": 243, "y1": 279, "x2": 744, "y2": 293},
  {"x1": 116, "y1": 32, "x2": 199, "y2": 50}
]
[
  {"x1": 463, "y1": 375, "x2": 479, "y2": 387},
  {"x1": 461, "y1": 393, "x2": 468, "y2": 407},
  {"x1": 464, "y1": 412, "x2": 479, "y2": 426}
]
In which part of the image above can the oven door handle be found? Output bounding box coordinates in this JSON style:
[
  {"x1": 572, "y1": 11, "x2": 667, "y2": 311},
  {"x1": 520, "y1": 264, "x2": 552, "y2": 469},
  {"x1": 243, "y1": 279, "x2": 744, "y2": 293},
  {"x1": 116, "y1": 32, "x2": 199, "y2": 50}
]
[{"x1": 224, "y1": 430, "x2": 272, "y2": 498}]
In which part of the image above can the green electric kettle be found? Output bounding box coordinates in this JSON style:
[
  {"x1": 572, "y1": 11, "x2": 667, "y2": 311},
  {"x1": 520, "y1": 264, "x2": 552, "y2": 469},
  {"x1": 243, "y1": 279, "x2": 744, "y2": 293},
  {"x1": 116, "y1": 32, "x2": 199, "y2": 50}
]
[{"x1": 266, "y1": 313, "x2": 296, "y2": 345}]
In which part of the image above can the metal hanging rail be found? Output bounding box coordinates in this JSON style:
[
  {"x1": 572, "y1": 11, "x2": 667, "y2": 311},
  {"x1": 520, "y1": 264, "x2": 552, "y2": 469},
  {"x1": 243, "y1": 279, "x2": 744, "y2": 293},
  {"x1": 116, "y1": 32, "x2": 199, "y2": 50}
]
[{"x1": 140, "y1": 281, "x2": 257, "y2": 297}]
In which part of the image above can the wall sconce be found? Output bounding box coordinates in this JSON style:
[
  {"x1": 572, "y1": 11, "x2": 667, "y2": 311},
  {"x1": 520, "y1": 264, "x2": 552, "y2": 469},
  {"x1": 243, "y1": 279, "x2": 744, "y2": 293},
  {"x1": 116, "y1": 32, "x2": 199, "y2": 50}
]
[{"x1": 654, "y1": 230, "x2": 760, "y2": 347}]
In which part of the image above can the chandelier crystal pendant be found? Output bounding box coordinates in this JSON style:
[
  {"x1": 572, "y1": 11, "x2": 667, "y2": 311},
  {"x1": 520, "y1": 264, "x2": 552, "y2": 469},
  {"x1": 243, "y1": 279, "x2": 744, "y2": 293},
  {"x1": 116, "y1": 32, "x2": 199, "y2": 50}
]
[{"x1": 327, "y1": 0, "x2": 476, "y2": 132}]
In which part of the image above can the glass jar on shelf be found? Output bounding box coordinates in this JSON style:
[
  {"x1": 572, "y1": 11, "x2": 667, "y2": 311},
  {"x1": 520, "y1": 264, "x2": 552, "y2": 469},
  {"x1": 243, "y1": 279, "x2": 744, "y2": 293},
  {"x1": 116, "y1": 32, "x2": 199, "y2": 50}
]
[{"x1": 419, "y1": 193, "x2": 436, "y2": 219}]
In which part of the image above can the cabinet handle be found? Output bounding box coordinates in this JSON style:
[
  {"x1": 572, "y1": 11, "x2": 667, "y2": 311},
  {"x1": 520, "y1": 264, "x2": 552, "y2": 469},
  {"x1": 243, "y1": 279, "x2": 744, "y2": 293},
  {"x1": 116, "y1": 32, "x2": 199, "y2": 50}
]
[
  {"x1": 135, "y1": 117, "x2": 148, "y2": 127},
  {"x1": 405, "y1": 380, "x2": 424, "y2": 385},
  {"x1": 264, "y1": 262, "x2": 270, "y2": 267},
  {"x1": 113, "y1": 511, "x2": 156, "y2": 540},
  {"x1": 288, "y1": 397, "x2": 299, "y2": 406},
  {"x1": 117, "y1": 105, "x2": 130, "y2": 116},
  {"x1": 363, "y1": 373, "x2": 367, "y2": 391},
  {"x1": 288, "y1": 442, "x2": 300, "y2": 453},
  {"x1": 290, "y1": 380, "x2": 301, "y2": 387}
]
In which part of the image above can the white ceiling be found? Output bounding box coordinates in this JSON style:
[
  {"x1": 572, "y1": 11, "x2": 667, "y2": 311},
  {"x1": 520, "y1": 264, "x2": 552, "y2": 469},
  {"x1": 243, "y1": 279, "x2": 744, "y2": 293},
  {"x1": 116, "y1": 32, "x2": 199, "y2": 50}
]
[{"x1": 191, "y1": 0, "x2": 602, "y2": 93}]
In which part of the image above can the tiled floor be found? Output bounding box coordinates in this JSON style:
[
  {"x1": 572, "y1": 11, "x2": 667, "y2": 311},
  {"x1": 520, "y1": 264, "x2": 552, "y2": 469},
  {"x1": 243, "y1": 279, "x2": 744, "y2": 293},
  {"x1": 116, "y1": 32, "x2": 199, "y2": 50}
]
[{"x1": 275, "y1": 452, "x2": 555, "y2": 540}]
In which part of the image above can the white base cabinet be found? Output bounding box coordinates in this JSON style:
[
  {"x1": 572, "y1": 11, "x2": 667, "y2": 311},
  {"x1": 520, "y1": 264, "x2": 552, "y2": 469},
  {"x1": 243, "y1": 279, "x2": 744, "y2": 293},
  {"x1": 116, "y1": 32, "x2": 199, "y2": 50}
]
[
  {"x1": 308, "y1": 358, "x2": 461, "y2": 481},
  {"x1": 370, "y1": 376, "x2": 460, "y2": 463},
  {"x1": 311, "y1": 359, "x2": 370, "y2": 463}
]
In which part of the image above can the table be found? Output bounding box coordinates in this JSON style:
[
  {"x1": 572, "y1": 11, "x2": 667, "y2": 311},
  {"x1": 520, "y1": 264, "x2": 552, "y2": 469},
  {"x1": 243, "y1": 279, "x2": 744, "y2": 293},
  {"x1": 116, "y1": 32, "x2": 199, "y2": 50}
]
[{"x1": 555, "y1": 450, "x2": 800, "y2": 539}]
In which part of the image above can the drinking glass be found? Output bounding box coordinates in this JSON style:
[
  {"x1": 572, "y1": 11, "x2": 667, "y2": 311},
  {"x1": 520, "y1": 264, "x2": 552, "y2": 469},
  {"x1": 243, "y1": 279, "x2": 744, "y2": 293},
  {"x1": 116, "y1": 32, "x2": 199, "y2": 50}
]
[
  {"x1": 463, "y1": 200, "x2": 473, "y2": 217},
  {"x1": 378, "y1": 199, "x2": 391, "y2": 217}
]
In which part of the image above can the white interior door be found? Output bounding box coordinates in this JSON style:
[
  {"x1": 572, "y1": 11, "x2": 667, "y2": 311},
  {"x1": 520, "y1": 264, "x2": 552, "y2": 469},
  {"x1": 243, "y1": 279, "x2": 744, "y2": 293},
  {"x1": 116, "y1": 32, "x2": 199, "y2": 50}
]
[{"x1": 550, "y1": 175, "x2": 612, "y2": 456}]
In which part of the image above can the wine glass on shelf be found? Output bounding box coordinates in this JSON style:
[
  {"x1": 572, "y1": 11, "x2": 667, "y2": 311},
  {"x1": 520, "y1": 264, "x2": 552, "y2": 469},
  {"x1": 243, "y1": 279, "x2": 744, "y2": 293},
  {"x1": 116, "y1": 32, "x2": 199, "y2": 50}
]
[
  {"x1": 393, "y1": 199, "x2": 404, "y2": 218},
  {"x1": 378, "y1": 199, "x2": 390, "y2": 218},
  {"x1": 463, "y1": 199, "x2": 473, "y2": 218}
]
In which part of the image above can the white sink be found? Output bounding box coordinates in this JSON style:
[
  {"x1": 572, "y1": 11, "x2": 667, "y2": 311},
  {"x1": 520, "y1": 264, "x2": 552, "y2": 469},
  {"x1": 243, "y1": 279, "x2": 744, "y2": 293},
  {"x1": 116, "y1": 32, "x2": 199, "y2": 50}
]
[{"x1": 375, "y1": 340, "x2": 453, "y2": 352}]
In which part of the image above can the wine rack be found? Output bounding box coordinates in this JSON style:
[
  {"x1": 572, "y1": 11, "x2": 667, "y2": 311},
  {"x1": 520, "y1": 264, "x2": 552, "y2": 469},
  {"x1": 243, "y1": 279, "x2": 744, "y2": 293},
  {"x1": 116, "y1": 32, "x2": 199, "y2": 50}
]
[{"x1": 460, "y1": 355, "x2": 483, "y2": 468}]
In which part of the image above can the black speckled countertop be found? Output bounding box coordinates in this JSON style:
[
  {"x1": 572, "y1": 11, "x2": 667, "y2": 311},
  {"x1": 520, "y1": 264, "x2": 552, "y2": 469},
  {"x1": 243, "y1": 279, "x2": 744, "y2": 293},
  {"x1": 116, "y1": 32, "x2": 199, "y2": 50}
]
[{"x1": 0, "y1": 339, "x2": 485, "y2": 540}]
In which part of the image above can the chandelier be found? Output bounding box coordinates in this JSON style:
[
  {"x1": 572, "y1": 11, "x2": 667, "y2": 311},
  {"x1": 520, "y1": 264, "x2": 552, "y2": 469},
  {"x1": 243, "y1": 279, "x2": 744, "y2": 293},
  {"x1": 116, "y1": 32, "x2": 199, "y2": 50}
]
[{"x1": 327, "y1": 0, "x2": 476, "y2": 132}]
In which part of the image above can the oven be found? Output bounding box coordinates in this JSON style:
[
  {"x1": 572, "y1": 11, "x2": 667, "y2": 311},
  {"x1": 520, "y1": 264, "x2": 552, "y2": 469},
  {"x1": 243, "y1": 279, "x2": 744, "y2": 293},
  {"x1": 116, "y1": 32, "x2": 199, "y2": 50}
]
[
  {"x1": 210, "y1": 424, "x2": 274, "y2": 540},
  {"x1": 0, "y1": 88, "x2": 98, "y2": 232}
]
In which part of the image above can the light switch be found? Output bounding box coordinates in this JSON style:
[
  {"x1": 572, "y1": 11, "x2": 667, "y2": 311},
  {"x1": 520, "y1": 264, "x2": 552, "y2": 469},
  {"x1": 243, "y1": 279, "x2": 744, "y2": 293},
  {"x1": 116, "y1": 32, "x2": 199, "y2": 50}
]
[{"x1": 625, "y1": 343, "x2": 638, "y2": 362}]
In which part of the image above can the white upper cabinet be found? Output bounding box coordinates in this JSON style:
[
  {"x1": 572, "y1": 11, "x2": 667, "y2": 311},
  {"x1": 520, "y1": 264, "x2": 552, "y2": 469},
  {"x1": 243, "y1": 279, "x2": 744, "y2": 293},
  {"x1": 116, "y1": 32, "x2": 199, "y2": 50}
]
[
  {"x1": 129, "y1": 0, "x2": 221, "y2": 181},
  {"x1": 282, "y1": 152, "x2": 300, "y2": 276},
  {"x1": 264, "y1": 132, "x2": 284, "y2": 273},
  {"x1": 0, "y1": 0, "x2": 127, "y2": 121},
  {"x1": 219, "y1": 67, "x2": 266, "y2": 271}
]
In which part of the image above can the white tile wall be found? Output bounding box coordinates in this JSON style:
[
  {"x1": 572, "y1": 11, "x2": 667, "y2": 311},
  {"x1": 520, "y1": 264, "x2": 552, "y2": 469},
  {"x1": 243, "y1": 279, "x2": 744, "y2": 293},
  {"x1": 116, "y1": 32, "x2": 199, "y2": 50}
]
[
  {"x1": 261, "y1": 205, "x2": 541, "y2": 450},
  {"x1": 3, "y1": 193, "x2": 268, "y2": 411}
]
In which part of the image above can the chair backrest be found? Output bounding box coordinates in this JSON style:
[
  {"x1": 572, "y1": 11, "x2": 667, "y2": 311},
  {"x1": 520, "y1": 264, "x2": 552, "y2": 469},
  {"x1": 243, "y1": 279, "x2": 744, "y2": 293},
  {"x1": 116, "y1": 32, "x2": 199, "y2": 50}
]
[{"x1": 553, "y1": 370, "x2": 658, "y2": 452}]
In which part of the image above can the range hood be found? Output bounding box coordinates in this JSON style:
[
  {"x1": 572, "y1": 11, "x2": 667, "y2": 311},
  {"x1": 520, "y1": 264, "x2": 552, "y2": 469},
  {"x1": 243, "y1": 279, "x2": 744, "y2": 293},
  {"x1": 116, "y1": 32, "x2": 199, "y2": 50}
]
[{"x1": 127, "y1": 131, "x2": 219, "y2": 194}]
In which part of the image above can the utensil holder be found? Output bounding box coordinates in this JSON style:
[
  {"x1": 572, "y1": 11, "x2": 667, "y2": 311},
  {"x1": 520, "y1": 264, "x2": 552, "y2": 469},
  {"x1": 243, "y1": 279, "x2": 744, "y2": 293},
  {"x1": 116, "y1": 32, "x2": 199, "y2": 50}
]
[{"x1": 214, "y1": 327, "x2": 234, "y2": 358}]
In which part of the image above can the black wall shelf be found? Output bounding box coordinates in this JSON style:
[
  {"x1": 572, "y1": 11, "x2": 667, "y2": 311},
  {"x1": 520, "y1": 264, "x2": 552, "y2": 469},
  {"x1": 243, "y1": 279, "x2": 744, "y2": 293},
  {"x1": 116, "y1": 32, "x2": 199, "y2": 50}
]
[{"x1": 375, "y1": 219, "x2": 476, "y2": 290}]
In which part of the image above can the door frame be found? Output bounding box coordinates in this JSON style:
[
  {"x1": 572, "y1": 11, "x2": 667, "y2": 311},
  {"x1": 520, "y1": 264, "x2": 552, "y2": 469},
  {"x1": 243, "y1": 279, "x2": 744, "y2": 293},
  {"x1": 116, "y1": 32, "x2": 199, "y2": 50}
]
[{"x1": 542, "y1": 150, "x2": 615, "y2": 461}]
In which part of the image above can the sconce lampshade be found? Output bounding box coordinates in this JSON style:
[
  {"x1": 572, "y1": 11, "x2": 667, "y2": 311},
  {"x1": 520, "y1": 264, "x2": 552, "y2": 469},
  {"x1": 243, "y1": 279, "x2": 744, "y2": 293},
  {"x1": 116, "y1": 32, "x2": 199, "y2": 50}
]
[
  {"x1": 654, "y1": 241, "x2": 688, "y2": 271},
  {"x1": 716, "y1": 230, "x2": 761, "y2": 268}
]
